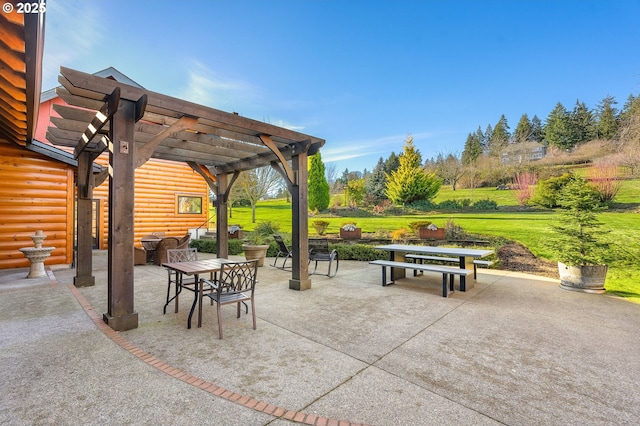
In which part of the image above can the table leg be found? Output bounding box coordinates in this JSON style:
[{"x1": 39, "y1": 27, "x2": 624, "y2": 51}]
[
  {"x1": 187, "y1": 273, "x2": 199, "y2": 329},
  {"x1": 198, "y1": 275, "x2": 204, "y2": 328},
  {"x1": 458, "y1": 256, "x2": 475, "y2": 291},
  {"x1": 391, "y1": 251, "x2": 407, "y2": 280}
]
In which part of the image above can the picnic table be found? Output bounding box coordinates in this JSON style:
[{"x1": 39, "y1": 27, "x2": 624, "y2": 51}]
[{"x1": 374, "y1": 244, "x2": 494, "y2": 291}]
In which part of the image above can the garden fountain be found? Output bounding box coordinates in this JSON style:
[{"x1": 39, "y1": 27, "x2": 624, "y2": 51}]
[{"x1": 19, "y1": 230, "x2": 55, "y2": 278}]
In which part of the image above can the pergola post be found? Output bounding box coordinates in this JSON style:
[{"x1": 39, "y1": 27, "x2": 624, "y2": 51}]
[
  {"x1": 74, "y1": 151, "x2": 95, "y2": 287},
  {"x1": 290, "y1": 152, "x2": 311, "y2": 290},
  {"x1": 216, "y1": 173, "x2": 229, "y2": 259},
  {"x1": 103, "y1": 99, "x2": 138, "y2": 331}
]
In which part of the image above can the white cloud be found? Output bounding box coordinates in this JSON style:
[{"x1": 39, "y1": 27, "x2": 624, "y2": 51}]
[
  {"x1": 41, "y1": 1, "x2": 103, "y2": 90},
  {"x1": 179, "y1": 60, "x2": 255, "y2": 111}
]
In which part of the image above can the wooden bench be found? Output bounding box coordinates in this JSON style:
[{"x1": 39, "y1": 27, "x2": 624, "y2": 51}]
[
  {"x1": 405, "y1": 254, "x2": 494, "y2": 279},
  {"x1": 369, "y1": 259, "x2": 473, "y2": 297}
]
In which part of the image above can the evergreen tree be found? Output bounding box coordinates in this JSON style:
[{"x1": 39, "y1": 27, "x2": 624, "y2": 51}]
[
  {"x1": 385, "y1": 135, "x2": 441, "y2": 204},
  {"x1": 531, "y1": 115, "x2": 544, "y2": 143},
  {"x1": 383, "y1": 152, "x2": 400, "y2": 175},
  {"x1": 308, "y1": 152, "x2": 330, "y2": 211},
  {"x1": 545, "y1": 102, "x2": 572, "y2": 149},
  {"x1": 569, "y1": 100, "x2": 595, "y2": 145},
  {"x1": 461, "y1": 132, "x2": 483, "y2": 165},
  {"x1": 488, "y1": 115, "x2": 510, "y2": 156},
  {"x1": 514, "y1": 113, "x2": 533, "y2": 143},
  {"x1": 595, "y1": 95, "x2": 618, "y2": 139},
  {"x1": 365, "y1": 157, "x2": 388, "y2": 204},
  {"x1": 483, "y1": 124, "x2": 493, "y2": 153},
  {"x1": 620, "y1": 94, "x2": 640, "y2": 121}
]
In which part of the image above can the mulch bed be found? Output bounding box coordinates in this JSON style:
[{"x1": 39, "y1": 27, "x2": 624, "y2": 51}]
[{"x1": 497, "y1": 242, "x2": 558, "y2": 279}]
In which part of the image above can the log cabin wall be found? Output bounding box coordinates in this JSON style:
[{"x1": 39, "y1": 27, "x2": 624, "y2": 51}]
[
  {"x1": 92, "y1": 156, "x2": 211, "y2": 249},
  {"x1": 0, "y1": 140, "x2": 74, "y2": 269}
]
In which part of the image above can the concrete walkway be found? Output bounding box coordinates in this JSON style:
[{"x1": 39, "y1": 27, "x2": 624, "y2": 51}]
[{"x1": 1, "y1": 251, "x2": 639, "y2": 425}]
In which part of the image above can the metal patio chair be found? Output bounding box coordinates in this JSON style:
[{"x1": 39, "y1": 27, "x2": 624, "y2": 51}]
[{"x1": 308, "y1": 238, "x2": 339, "y2": 277}]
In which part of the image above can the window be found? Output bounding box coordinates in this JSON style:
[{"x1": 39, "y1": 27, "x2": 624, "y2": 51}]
[{"x1": 176, "y1": 194, "x2": 203, "y2": 214}]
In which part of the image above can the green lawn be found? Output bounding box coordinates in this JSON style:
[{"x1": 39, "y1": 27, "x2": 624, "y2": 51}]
[{"x1": 226, "y1": 180, "x2": 640, "y2": 303}]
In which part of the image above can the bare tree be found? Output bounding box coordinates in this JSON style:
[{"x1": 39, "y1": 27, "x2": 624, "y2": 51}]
[
  {"x1": 434, "y1": 152, "x2": 465, "y2": 190},
  {"x1": 324, "y1": 161, "x2": 338, "y2": 191},
  {"x1": 236, "y1": 166, "x2": 283, "y2": 222}
]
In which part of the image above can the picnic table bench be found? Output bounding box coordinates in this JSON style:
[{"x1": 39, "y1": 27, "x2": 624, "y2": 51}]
[
  {"x1": 369, "y1": 259, "x2": 473, "y2": 297},
  {"x1": 405, "y1": 254, "x2": 494, "y2": 279}
]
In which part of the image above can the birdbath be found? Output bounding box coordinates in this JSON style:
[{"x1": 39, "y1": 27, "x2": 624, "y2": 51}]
[{"x1": 19, "y1": 230, "x2": 55, "y2": 278}]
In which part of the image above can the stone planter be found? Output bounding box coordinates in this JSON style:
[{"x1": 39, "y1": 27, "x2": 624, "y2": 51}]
[
  {"x1": 419, "y1": 227, "x2": 445, "y2": 240},
  {"x1": 242, "y1": 244, "x2": 269, "y2": 267},
  {"x1": 340, "y1": 228, "x2": 361, "y2": 239},
  {"x1": 558, "y1": 262, "x2": 607, "y2": 294}
]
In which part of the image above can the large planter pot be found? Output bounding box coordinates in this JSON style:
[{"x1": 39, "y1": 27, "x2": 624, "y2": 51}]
[
  {"x1": 558, "y1": 262, "x2": 607, "y2": 294},
  {"x1": 340, "y1": 228, "x2": 362, "y2": 239},
  {"x1": 242, "y1": 244, "x2": 269, "y2": 267},
  {"x1": 419, "y1": 227, "x2": 445, "y2": 240}
]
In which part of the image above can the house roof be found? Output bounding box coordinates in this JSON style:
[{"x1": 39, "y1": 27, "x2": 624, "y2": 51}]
[
  {"x1": 47, "y1": 67, "x2": 325, "y2": 175},
  {"x1": 0, "y1": 7, "x2": 45, "y2": 145}
]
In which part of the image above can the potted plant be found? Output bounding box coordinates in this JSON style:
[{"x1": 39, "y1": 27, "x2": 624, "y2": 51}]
[
  {"x1": 339, "y1": 223, "x2": 361, "y2": 239},
  {"x1": 410, "y1": 220, "x2": 445, "y2": 240},
  {"x1": 549, "y1": 177, "x2": 610, "y2": 293},
  {"x1": 242, "y1": 221, "x2": 279, "y2": 266}
]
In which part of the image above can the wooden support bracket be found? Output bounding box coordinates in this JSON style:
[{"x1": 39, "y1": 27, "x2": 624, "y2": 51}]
[{"x1": 135, "y1": 115, "x2": 197, "y2": 168}]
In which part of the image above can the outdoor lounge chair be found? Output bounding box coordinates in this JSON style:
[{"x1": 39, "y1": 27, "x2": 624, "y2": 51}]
[
  {"x1": 272, "y1": 235, "x2": 293, "y2": 269},
  {"x1": 200, "y1": 259, "x2": 259, "y2": 339},
  {"x1": 308, "y1": 238, "x2": 339, "y2": 277}
]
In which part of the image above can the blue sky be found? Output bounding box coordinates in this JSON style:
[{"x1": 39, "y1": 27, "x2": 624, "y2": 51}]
[{"x1": 41, "y1": 0, "x2": 640, "y2": 173}]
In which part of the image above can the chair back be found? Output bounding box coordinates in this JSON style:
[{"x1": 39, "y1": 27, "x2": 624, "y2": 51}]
[
  {"x1": 274, "y1": 235, "x2": 290, "y2": 253},
  {"x1": 309, "y1": 238, "x2": 330, "y2": 259},
  {"x1": 177, "y1": 233, "x2": 191, "y2": 249},
  {"x1": 154, "y1": 237, "x2": 180, "y2": 265},
  {"x1": 167, "y1": 248, "x2": 198, "y2": 263},
  {"x1": 217, "y1": 260, "x2": 258, "y2": 295}
]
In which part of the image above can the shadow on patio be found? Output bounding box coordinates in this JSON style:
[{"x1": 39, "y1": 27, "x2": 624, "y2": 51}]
[{"x1": 1, "y1": 250, "x2": 639, "y2": 425}]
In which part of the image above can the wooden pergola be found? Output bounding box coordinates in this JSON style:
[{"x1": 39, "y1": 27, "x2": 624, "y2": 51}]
[{"x1": 47, "y1": 67, "x2": 325, "y2": 331}]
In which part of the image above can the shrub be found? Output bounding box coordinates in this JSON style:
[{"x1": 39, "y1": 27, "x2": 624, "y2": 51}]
[
  {"x1": 444, "y1": 220, "x2": 467, "y2": 241},
  {"x1": 531, "y1": 173, "x2": 575, "y2": 208},
  {"x1": 436, "y1": 199, "x2": 462, "y2": 210},
  {"x1": 333, "y1": 244, "x2": 388, "y2": 261},
  {"x1": 408, "y1": 220, "x2": 432, "y2": 234},
  {"x1": 407, "y1": 199, "x2": 435, "y2": 212},
  {"x1": 312, "y1": 220, "x2": 330, "y2": 235},
  {"x1": 390, "y1": 228, "x2": 409, "y2": 241},
  {"x1": 190, "y1": 239, "x2": 244, "y2": 255},
  {"x1": 471, "y1": 199, "x2": 498, "y2": 210}
]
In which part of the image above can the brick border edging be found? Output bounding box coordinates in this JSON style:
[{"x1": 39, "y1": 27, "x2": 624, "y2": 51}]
[{"x1": 65, "y1": 282, "x2": 367, "y2": 426}]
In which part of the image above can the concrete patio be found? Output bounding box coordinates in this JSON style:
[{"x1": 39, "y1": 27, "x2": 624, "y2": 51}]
[{"x1": 1, "y1": 250, "x2": 639, "y2": 425}]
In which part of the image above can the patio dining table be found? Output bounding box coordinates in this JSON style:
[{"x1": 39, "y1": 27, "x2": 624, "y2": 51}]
[
  {"x1": 162, "y1": 258, "x2": 231, "y2": 329},
  {"x1": 375, "y1": 244, "x2": 494, "y2": 291}
]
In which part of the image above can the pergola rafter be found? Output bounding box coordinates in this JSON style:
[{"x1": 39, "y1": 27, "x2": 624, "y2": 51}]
[{"x1": 47, "y1": 67, "x2": 324, "y2": 331}]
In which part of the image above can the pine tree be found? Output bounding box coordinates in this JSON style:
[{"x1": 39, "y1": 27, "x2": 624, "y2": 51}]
[
  {"x1": 514, "y1": 113, "x2": 533, "y2": 143},
  {"x1": 595, "y1": 95, "x2": 618, "y2": 139},
  {"x1": 308, "y1": 152, "x2": 330, "y2": 212},
  {"x1": 365, "y1": 157, "x2": 388, "y2": 204},
  {"x1": 545, "y1": 102, "x2": 572, "y2": 149},
  {"x1": 488, "y1": 115, "x2": 510, "y2": 156},
  {"x1": 385, "y1": 135, "x2": 441, "y2": 204},
  {"x1": 530, "y1": 115, "x2": 544, "y2": 143},
  {"x1": 461, "y1": 132, "x2": 483, "y2": 165},
  {"x1": 569, "y1": 100, "x2": 595, "y2": 145}
]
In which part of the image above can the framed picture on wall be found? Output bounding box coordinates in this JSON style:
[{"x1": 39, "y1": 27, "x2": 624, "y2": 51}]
[{"x1": 176, "y1": 194, "x2": 203, "y2": 214}]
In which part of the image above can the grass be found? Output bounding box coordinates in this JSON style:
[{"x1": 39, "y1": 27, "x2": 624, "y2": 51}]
[{"x1": 225, "y1": 180, "x2": 640, "y2": 303}]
